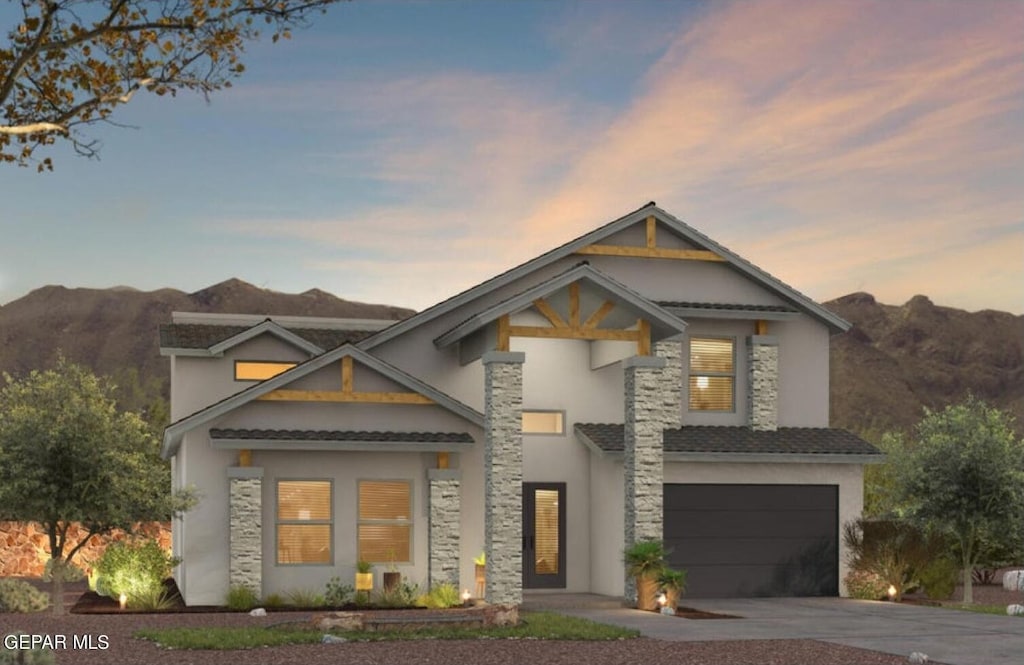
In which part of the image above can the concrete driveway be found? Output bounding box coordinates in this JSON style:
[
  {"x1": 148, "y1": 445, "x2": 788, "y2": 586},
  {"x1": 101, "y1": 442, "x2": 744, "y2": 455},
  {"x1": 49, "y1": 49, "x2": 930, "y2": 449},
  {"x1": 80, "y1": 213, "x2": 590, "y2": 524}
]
[{"x1": 560, "y1": 598, "x2": 1023, "y2": 665}]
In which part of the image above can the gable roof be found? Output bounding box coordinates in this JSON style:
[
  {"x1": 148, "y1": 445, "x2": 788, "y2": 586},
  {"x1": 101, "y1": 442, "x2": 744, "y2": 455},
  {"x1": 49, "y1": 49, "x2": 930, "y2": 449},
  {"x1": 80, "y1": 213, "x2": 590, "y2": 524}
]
[
  {"x1": 359, "y1": 203, "x2": 850, "y2": 352},
  {"x1": 433, "y1": 262, "x2": 688, "y2": 349},
  {"x1": 161, "y1": 344, "x2": 483, "y2": 459},
  {"x1": 575, "y1": 424, "x2": 882, "y2": 463},
  {"x1": 160, "y1": 323, "x2": 373, "y2": 354}
]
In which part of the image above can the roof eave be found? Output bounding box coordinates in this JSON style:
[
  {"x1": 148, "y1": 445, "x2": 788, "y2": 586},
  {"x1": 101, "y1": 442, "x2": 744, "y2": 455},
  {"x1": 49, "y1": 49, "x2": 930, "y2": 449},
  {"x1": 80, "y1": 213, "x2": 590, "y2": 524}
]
[{"x1": 210, "y1": 438, "x2": 474, "y2": 453}]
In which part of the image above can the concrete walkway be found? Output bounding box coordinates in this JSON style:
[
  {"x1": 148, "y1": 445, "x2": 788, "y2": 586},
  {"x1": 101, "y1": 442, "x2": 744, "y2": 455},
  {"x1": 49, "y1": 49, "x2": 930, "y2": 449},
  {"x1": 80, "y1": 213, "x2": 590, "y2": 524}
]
[{"x1": 556, "y1": 597, "x2": 1023, "y2": 665}]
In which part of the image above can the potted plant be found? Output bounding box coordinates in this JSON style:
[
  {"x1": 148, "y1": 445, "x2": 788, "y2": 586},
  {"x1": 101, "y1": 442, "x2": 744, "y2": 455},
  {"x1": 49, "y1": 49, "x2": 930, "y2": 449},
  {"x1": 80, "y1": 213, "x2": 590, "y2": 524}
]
[
  {"x1": 382, "y1": 549, "x2": 401, "y2": 592},
  {"x1": 624, "y1": 539, "x2": 667, "y2": 610},
  {"x1": 473, "y1": 551, "x2": 486, "y2": 598},
  {"x1": 657, "y1": 567, "x2": 687, "y2": 611},
  {"x1": 355, "y1": 560, "x2": 373, "y2": 593}
]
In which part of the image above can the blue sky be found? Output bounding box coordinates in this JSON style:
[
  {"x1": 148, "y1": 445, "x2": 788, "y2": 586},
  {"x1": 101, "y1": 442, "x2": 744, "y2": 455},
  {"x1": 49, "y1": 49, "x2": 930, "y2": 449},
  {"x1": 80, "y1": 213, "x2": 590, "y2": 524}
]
[{"x1": 2, "y1": 0, "x2": 1022, "y2": 313}]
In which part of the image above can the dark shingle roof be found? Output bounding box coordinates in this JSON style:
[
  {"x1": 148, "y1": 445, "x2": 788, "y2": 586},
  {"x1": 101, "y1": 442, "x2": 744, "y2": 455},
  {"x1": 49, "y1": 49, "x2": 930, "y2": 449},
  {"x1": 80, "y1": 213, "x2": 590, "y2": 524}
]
[
  {"x1": 655, "y1": 301, "x2": 798, "y2": 313},
  {"x1": 160, "y1": 324, "x2": 373, "y2": 351},
  {"x1": 209, "y1": 428, "x2": 474, "y2": 444},
  {"x1": 575, "y1": 424, "x2": 881, "y2": 456}
]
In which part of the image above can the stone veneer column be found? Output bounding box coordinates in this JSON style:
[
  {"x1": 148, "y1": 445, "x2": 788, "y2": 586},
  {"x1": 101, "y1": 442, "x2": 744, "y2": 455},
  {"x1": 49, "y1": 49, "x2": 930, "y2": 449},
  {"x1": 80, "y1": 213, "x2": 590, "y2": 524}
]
[
  {"x1": 482, "y1": 350, "x2": 525, "y2": 606},
  {"x1": 747, "y1": 335, "x2": 779, "y2": 431},
  {"x1": 227, "y1": 466, "x2": 263, "y2": 596},
  {"x1": 428, "y1": 468, "x2": 462, "y2": 587},
  {"x1": 654, "y1": 339, "x2": 683, "y2": 430},
  {"x1": 623, "y1": 355, "x2": 667, "y2": 601}
]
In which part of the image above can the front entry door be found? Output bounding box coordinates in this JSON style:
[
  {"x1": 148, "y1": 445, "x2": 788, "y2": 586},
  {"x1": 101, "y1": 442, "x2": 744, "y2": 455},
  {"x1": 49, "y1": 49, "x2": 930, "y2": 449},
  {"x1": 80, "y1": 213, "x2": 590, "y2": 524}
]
[{"x1": 523, "y1": 482, "x2": 566, "y2": 589}]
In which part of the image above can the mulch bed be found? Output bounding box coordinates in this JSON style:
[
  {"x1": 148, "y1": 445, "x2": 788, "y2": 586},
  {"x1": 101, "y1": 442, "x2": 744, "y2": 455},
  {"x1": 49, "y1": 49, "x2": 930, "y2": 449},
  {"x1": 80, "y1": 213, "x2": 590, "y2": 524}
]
[{"x1": 672, "y1": 605, "x2": 740, "y2": 619}]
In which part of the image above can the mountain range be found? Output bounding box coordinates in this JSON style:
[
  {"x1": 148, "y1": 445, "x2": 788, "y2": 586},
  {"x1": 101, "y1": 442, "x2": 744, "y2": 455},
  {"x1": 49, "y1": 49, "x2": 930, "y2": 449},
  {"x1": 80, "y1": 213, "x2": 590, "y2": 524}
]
[{"x1": 1, "y1": 280, "x2": 1020, "y2": 436}]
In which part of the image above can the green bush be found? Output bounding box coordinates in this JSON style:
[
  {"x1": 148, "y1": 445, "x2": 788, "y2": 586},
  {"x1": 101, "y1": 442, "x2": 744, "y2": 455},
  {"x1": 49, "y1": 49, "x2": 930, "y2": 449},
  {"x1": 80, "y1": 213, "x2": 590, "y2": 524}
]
[
  {"x1": 285, "y1": 588, "x2": 326, "y2": 608},
  {"x1": 418, "y1": 582, "x2": 461, "y2": 609},
  {"x1": 226, "y1": 585, "x2": 260, "y2": 611},
  {"x1": 94, "y1": 538, "x2": 179, "y2": 608},
  {"x1": 919, "y1": 558, "x2": 958, "y2": 600},
  {"x1": 0, "y1": 579, "x2": 50, "y2": 613},
  {"x1": 373, "y1": 578, "x2": 420, "y2": 608},
  {"x1": 42, "y1": 558, "x2": 85, "y2": 583},
  {"x1": 262, "y1": 593, "x2": 286, "y2": 609},
  {"x1": 843, "y1": 519, "x2": 945, "y2": 597},
  {"x1": 130, "y1": 586, "x2": 177, "y2": 611},
  {"x1": 844, "y1": 568, "x2": 888, "y2": 600},
  {"x1": 324, "y1": 577, "x2": 354, "y2": 606},
  {"x1": 0, "y1": 632, "x2": 56, "y2": 665}
]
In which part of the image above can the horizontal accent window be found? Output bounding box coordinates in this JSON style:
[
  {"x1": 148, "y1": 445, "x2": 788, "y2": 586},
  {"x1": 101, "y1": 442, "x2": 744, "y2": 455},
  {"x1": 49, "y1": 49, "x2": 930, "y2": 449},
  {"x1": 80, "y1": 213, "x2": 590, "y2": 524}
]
[
  {"x1": 689, "y1": 337, "x2": 735, "y2": 411},
  {"x1": 522, "y1": 410, "x2": 565, "y2": 435},
  {"x1": 358, "y1": 480, "x2": 411, "y2": 563},
  {"x1": 277, "y1": 480, "x2": 332, "y2": 565},
  {"x1": 235, "y1": 361, "x2": 297, "y2": 381}
]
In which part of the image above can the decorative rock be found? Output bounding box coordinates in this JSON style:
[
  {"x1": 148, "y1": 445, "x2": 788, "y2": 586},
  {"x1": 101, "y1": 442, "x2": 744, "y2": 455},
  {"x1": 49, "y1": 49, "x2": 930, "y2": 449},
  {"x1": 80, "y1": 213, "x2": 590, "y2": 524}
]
[
  {"x1": 313, "y1": 612, "x2": 365, "y2": 632},
  {"x1": 1002, "y1": 570, "x2": 1024, "y2": 592},
  {"x1": 908, "y1": 653, "x2": 929, "y2": 663},
  {"x1": 320, "y1": 635, "x2": 347, "y2": 644},
  {"x1": 660, "y1": 607, "x2": 676, "y2": 616},
  {"x1": 482, "y1": 604, "x2": 519, "y2": 627},
  {"x1": 1007, "y1": 604, "x2": 1024, "y2": 616},
  {"x1": 248, "y1": 608, "x2": 267, "y2": 617}
]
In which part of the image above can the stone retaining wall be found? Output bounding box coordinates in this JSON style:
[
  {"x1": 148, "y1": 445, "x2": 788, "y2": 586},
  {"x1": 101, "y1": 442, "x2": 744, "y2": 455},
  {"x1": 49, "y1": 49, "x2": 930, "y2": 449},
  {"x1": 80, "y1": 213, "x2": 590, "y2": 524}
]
[{"x1": 0, "y1": 521, "x2": 171, "y2": 577}]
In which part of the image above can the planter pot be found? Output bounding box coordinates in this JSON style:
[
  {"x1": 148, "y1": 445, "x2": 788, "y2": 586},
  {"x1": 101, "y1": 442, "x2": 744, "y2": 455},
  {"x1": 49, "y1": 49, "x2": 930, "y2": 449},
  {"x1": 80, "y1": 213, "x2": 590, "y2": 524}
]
[
  {"x1": 474, "y1": 564, "x2": 486, "y2": 597},
  {"x1": 355, "y1": 572, "x2": 373, "y2": 592},
  {"x1": 664, "y1": 588, "x2": 679, "y2": 611},
  {"x1": 636, "y1": 576, "x2": 659, "y2": 611},
  {"x1": 382, "y1": 572, "x2": 401, "y2": 592}
]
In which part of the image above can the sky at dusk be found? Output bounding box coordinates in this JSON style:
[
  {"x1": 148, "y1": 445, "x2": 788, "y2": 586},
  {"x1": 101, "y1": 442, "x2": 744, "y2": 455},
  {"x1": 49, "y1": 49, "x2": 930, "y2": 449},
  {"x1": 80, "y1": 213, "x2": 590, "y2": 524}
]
[{"x1": 1, "y1": 0, "x2": 1022, "y2": 314}]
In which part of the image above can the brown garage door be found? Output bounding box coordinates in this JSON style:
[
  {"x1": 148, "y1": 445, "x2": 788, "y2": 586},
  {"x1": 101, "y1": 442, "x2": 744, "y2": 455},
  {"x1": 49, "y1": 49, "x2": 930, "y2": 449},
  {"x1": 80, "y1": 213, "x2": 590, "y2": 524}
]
[{"x1": 663, "y1": 484, "x2": 838, "y2": 598}]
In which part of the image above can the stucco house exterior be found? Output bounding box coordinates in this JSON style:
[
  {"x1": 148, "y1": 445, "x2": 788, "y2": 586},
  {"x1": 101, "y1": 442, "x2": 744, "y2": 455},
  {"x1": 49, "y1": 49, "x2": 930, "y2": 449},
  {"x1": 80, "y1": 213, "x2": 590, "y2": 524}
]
[{"x1": 160, "y1": 203, "x2": 881, "y2": 606}]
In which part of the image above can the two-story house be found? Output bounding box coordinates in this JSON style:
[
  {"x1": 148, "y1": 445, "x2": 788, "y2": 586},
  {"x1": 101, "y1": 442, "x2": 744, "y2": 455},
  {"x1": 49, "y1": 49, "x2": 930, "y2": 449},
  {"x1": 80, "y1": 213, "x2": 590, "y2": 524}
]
[{"x1": 160, "y1": 203, "x2": 881, "y2": 606}]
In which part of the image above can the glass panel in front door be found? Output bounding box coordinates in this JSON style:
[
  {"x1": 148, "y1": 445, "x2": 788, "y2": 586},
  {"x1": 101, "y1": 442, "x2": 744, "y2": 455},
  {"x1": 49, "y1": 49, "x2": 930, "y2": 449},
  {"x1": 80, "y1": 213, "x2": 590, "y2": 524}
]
[{"x1": 534, "y1": 489, "x2": 559, "y2": 575}]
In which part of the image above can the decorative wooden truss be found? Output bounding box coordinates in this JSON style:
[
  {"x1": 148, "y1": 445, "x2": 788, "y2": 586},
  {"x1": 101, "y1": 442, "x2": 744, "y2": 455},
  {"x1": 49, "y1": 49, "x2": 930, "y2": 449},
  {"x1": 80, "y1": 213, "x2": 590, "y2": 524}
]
[
  {"x1": 575, "y1": 215, "x2": 726, "y2": 262},
  {"x1": 257, "y1": 356, "x2": 435, "y2": 405},
  {"x1": 497, "y1": 282, "x2": 653, "y2": 355}
]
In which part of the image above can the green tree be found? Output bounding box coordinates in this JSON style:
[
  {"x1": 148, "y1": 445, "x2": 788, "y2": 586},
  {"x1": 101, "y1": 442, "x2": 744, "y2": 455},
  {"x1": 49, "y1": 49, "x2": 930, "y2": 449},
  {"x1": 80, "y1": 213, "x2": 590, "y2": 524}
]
[
  {"x1": 1, "y1": 0, "x2": 341, "y2": 170},
  {"x1": 0, "y1": 357, "x2": 195, "y2": 614},
  {"x1": 895, "y1": 397, "x2": 1024, "y2": 603}
]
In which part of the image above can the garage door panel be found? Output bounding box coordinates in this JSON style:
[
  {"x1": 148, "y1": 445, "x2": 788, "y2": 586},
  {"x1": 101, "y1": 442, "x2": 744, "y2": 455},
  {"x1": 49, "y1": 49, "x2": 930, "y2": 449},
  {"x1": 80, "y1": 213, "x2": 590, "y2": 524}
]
[
  {"x1": 665, "y1": 537, "x2": 834, "y2": 566},
  {"x1": 664, "y1": 484, "x2": 836, "y2": 511},
  {"x1": 663, "y1": 484, "x2": 838, "y2": 598},
  {"x1": 664, "y1": 510, "x2": 834, "y2": 539}
]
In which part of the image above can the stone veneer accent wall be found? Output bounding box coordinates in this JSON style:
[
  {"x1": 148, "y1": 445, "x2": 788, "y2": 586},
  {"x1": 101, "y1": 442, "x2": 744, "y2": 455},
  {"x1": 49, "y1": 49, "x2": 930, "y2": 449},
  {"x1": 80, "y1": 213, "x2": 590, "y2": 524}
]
[
  {"x1": 655, "y1": 339, "x2": 683, "y2": 429},
  {"x1": 623, "y1": 354, "x2": 667, "y2": 601},
  {"x1": 428, "y1": 469, "x2": 462, "y2": 587},
  {"x1": 747, "y1": 335, "x2": 779, "y2": 431},
  {"x1": 228, "y1": 467, "x2": 263, "y2": 596},
  {"x1": 482, "y1": 351, "x2": 525, "y2": 606}
]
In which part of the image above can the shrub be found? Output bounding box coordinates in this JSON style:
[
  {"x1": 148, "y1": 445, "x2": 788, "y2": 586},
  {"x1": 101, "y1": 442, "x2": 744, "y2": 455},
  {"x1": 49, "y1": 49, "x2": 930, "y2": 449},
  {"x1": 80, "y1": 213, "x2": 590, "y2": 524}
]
[
  {"x1": 324, "y1": 577, "x2": 354, "y2": 607},
  {"x1": 262, "y1": 593, "x2": 286, "y2": 609},
  {"x1": 844, "y1": 568, "x2": 888, "y2": 600},
  {"x1": 94, "y1": 538, "x2": 179, "y2": 608},
  {"x1": 843, "y1": 519, "x2": 945, "y2": 597},
  {"x1": 0, "y1": 632, "x2": 56, "y2": 665},
  {"x1": 418, "y1": 582, "x2": 461, "y2": 609},
  {"x1": 130, "y1": 586, "x2": 177, "y2": 611},
  {"x1": 0, "y1": 579, "x2": 50, "y2": 613},
  {"x1": 285, "y1": 588, "x2": 326, "y2": 608},
  {"x1": 919, "y1": 558, "x2": 958, "y2": 600},
  {"x1": 624, "y1": 540, "x2": 668, "y2": 578},
  {"x1": 42, "y1": 558, "x2": 85, "y2": 583},
  {"x1": 373, "y1": 578, "x2": 420, "y2": 608},
  {"x1": 226, "y1": 585, "x2": 260, "y2": 611}
]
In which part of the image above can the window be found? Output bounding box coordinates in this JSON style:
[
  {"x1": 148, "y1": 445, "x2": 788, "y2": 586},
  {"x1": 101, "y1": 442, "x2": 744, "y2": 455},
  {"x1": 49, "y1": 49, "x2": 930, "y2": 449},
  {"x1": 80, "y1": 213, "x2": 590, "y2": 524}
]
[
  {"x1": 235, "y1": 360, "x2": 297, "y2": 381},
  {"x1": 277, "y1": 480, "x2": 332, "y2": 565},
  {"x1": 358, "y1": 480, "x2": 412, "y2": 563},
  {"x1": 522, "y1": 410, "x2": 565, "y2": 435},
  {"x1": 689, "y1": 337, "x2": 734, "y2": 411}
]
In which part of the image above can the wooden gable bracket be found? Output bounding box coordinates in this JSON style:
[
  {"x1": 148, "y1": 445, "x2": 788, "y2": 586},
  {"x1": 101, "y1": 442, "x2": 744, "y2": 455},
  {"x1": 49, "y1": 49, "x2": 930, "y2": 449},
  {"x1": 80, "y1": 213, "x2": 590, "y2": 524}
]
[
  {"x1": 575, "y1": 215, "x2": 727, "y2": 262},
  {"x1": 501, "y1": 287, "x2": 654, "y2": 355},
  {"x1": 257, "y1": 355, "x2": 434, "y2": 404}
]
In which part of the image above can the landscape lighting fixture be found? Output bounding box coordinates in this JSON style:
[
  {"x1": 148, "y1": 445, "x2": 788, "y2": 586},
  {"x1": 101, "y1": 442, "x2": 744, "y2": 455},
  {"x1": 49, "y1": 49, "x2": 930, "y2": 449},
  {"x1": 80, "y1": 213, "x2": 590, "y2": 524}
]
[{"x1": 119, "y1": 593, "x2": 127, "y2": 610}]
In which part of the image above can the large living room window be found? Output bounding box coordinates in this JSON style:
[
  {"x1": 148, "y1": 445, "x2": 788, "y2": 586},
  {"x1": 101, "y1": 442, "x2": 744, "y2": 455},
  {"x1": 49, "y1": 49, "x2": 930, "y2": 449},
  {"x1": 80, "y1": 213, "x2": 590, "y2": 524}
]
[
  {"x1": 358, "y1": 480, "x2": 412, "y2": 563},
  {"x1": 277, "y1": 480, "x2": 332, "y2": 565},
  {"x1": 689, "y1": 337, "x2": 735, "y2": 411},
  {"x1": 235, "y1": 360, "x2": 297, "y2": 381}
]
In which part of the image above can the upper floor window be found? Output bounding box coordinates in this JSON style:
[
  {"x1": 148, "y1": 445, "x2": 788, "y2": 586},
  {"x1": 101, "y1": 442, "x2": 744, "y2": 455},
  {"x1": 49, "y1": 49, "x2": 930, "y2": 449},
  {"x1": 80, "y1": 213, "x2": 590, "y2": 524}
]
[
  {"x1": 522, "y1": 410, "x2": 565, "y2": 435},
  {"x1": 277, "y1": 480, "x2": 332, "y2": 565},
  {"x1": 689, "y1": 337, "x2": 734, "y2": 411},
  {"x1": 235, "y1": 360, "x2": 297, "y2": 381}
]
